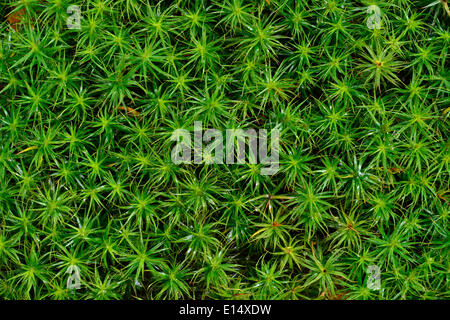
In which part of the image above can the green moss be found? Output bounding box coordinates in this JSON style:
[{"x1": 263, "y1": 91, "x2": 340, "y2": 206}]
[{"x1": 0, "y1": 0, "x2": 448, "y2": 300}]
